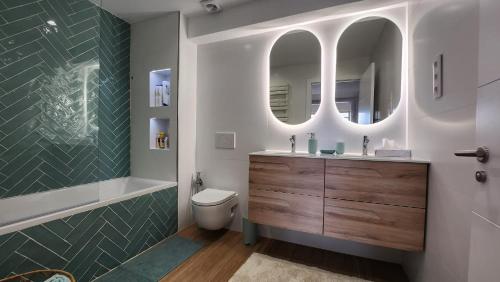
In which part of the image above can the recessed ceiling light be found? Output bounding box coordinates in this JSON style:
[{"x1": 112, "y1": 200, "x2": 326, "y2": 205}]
[{"x1": 47, "y1": 20, "x2": 57, "y2": 26}]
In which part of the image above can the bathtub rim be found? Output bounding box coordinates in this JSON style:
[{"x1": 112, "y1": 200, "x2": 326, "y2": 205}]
[{"x1": 0, "y1": 177, "x2": 177, "y2": 236}]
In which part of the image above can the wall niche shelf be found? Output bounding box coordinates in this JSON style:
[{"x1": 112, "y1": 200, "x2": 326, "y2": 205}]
[
  {"x1": 149, "y1": 118, "x2": 170, "y2": 151},
  {"x1": 149, "y1": 68, "x2": 171, "y2": 108}
]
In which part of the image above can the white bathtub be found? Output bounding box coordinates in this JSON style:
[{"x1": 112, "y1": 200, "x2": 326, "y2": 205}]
[{"x1": 0, "y1": 177, "x2": 177, "y2": 236}]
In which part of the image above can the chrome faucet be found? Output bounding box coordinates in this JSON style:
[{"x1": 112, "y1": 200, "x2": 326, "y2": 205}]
[
  {"x1": 194, "y1": 172, "x2": 203, "y2": 193},
  {"x1": 362, "y1": 135, "x2": 370, "y2": 156},
  {"x1": 289, "y1": 135, "x2": 296, "y2": 153}
]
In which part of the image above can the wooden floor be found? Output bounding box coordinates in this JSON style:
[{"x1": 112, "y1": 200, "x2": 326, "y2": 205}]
[{"x1": 161, "y1": 225, "x2": 409, "y2": 282}]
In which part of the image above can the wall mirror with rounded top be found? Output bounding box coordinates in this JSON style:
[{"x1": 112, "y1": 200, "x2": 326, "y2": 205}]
[
  {"x1": 335, "y1": 17, "x2": 402, "y2": 124},
  {"x1": 269, "y1": 30, "x2": 322, "y2": 125}
]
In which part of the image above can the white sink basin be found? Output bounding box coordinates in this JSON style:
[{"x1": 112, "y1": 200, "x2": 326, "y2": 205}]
[{"x1": 249, "y1": 150, "x2": 429, "y2": 164}]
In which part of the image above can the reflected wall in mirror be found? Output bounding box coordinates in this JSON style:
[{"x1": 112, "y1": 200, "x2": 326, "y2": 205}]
[
  {"x1": 335, "y1": 17, "x2": 402, "y2": 124},
  {"x1": 270, "y1": 30, "x2": 321, "y2": 125}
]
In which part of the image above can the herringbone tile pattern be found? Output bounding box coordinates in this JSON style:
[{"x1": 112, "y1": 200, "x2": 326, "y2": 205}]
[
  {"x1": 0, "y1": 0, "x2": 130, "y2": 198},
  {"x1": 98, "y1": 8, "x2": 130, "y2": 181},
  {"x1": 0, "y1": 187, "x2": 178, "y2": 282}
]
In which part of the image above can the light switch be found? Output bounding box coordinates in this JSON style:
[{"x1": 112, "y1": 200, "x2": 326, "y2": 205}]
[
  {"x1": 433, "y1": 54, "x2": 443, "y2": 99},
  {"x1": 215, "y1": 132, "x2": 236, "y2": 149}
]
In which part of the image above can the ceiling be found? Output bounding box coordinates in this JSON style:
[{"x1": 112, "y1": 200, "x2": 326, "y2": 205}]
[
  {"x1": 271, "y1": 30, "x2": 321, "y2": 68},
  {"x1": 97, "y1": 0, "x2": 254, "y2": 23},
  {"x1": 337, "y1": 18, "x2": 388, "y2": 61}
]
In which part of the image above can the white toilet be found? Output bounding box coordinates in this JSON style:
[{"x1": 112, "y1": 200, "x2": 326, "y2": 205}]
[{"x1": 191, "y1": 188, "x2": 239, "y2": 230}]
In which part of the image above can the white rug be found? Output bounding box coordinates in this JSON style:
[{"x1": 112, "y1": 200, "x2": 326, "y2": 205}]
[{"x1": 229, "y1": 253, "x2": 372, "y2": 282}]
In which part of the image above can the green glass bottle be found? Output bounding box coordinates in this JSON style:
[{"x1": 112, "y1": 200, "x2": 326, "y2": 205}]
[{"x1": 308, "y1": 133, "x2": 317, "y2": 154}]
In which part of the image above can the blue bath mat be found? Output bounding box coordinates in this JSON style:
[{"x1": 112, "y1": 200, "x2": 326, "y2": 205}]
[{"x1": 94, "y1": 236, "x2": 203, "y2": 281}]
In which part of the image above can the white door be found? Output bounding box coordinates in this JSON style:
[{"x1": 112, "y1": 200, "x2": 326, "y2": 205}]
[
  {"x1": 358, "y1": 63, "x2": 375, "y2": 124},
  {"x1": 461, "y1": 0, "x2": 500, "y2": 281},
  {"x1": 305, "y1": 79, "x2": 321, "y2": 119}
]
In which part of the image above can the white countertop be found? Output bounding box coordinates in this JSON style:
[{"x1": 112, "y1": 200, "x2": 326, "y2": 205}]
[{"x1": 249, "y1": 150, "x2": 430, "y2": 164}]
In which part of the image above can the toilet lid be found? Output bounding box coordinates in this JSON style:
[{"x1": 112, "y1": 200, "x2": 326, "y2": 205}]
[{"x1": 192, "y1": 188, "x2": 236, "y2": 206}]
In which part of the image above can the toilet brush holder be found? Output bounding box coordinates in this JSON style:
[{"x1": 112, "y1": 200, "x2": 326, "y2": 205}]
[{"x1": 242, "y1": 217, "x2": 257, "y2": 245}]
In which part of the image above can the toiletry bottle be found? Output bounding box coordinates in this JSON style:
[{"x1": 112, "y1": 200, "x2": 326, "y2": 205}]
[
  {"x1": 307, "y1": 133, "x2": 317, "y2": 154},
  {"x1": 154, "y1": 87, "x2": 158, "y2": 107},
  {"x1": 159, "y1": 131, "x2": 166, "y2": 149},
  {"x1": 156, "y1": 86, "x2": 162, "y2": 107},
  {"x1": 164, "y1": 132, "x2": 169, "y2": 149},
  {"x1": 336, "y1": 142, "x2": 345, "y2": 155},
  {"x1": 156, "y1": 133, "x2": 161, "y2": 148},
  {"x1": 162, "y1": 81, "x2": 170, "y2": 106}
]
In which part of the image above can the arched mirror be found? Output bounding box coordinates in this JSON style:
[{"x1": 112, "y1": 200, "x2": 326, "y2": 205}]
[
  {"x1": 335, "y1": 17, "x2": 402, "y2": 124},
  {"x1": 269, "y1": 30, "x2": 321, "y2": 125}
]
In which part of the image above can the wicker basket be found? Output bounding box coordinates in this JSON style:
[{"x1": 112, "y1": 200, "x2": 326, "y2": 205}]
[{"x1": 0, "y1": 270, "x2": 76, "y2": 282}]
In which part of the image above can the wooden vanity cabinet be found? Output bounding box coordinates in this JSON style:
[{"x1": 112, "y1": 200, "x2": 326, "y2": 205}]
[
  {"x1": 323, "y1": 198, "x2": 426, "y2": 251},
  {"x1": 248, "y1": 155, "x2": 324, "y2": 234},
  {"x1": 325, "y1": 160, "x2": 428, "y2": 208},
  {"x1": 323, "y1": 159, "x2": 428, "y2": 251},
  {"x1": 248, "y1": 155, "x2": 429, "y2": 252}
]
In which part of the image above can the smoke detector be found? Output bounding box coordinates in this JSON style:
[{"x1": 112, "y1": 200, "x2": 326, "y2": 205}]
[{"x1": 200, "y1": 0, "x2": 222, "y2": 13}]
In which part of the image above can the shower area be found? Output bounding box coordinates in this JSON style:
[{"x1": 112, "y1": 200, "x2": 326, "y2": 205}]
[
  {"x1": 0, "y1": 0, "x2": 128, "y2": 197},
  {"x1": 0, "y1": 0, "x2": 129, "y2": 196},
  {"x1": 0, "y1": 0, "x2": 179, "y2": 280}
]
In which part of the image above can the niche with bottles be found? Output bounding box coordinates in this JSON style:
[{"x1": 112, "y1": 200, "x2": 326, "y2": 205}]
[
  {"x1": 149, "y1": 68, "x2": 171, "y2": 108},
  {"x1": 149, "y1": 118, "x2": 170, "y2": 150}
]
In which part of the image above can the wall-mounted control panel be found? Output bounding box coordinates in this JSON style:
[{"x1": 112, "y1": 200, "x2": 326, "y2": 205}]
[{"x1": 433, "y1": 54, "x2": 443, "y2": 99}]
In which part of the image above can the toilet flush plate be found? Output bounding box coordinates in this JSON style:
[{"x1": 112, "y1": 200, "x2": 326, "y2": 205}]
[{"x1": 215, "y1": 132, "x2": 236, "y2": 149}]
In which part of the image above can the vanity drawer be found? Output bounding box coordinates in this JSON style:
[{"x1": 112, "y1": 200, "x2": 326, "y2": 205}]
[
  {"x1": 249, "y1": 188, "x2": 323, "y2": 234},
  {"x1": 323, "y1": 198, "x2": 425, "y2": 251},
  {"x1": 250, "y1": 155, "x2": 325, "y2": 197},
  {"x1": 325, "y1": 160, "x2": 428, "y2": 208}
]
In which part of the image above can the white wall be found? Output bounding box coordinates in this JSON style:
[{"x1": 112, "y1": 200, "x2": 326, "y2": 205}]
[
  {"x1": 195, "y1": 5, "x2": 408, "y2": 263},
  {"x1": 130, "y1": 13, "x2": 179, "y2": 181},
  {"x1": 130, "y1": 12, "x2": 197, "y2": 231},
  {"x1": 178, "y1": 14, "x2": 198, "y2": 229},
  {"x1": 371, "y1": 21, "x2": 402, "y2": 119},
  {"x1": 337, "y1": 56, "x2": 371, "y2": 80},
  {"x1": 403, "y1": 0, "x2": 478, "y2": 281}
]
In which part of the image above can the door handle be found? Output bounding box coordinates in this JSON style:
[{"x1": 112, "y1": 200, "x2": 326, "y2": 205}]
[{"x1": 454, "y1": 146, "x2": 489, "y2": 163}]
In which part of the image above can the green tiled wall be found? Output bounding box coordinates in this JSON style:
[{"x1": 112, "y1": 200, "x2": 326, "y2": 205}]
[
  {"x1": 0, "y1": 0, "x2": 130, "y2": 198},
  {"x1": 0, "y1": 187, "x2": 178, "y2": 281},
  {"x1": 98, "y1": 9, "x2": 130, "y2": 180}
]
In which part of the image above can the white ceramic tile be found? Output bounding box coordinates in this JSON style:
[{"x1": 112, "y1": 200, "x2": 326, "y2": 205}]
[
  {"x1": 478, "y1": 0, "x2": 500, "y2": 86},
  {"x1": 408, "y1": 0, "x2": 478, "y2": 120},
  {"x1": 405, "y1": 106, "x2": 475, "y2": 282},
  {"x1": 468, "y1": 212, "x2": 500, "y2": 282},
  {"x1": 404, "y1": 1, "x2": 479, "y2": 281}
]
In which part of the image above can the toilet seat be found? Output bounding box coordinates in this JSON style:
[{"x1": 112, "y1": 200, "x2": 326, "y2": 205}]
[{"x1": 192, "y1": 188, "x2": 236, "y2": 206}]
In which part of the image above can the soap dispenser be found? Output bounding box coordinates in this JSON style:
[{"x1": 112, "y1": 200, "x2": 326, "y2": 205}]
[{"x1": 307, "y1": 133, "x2": 317, "y2": 154}]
